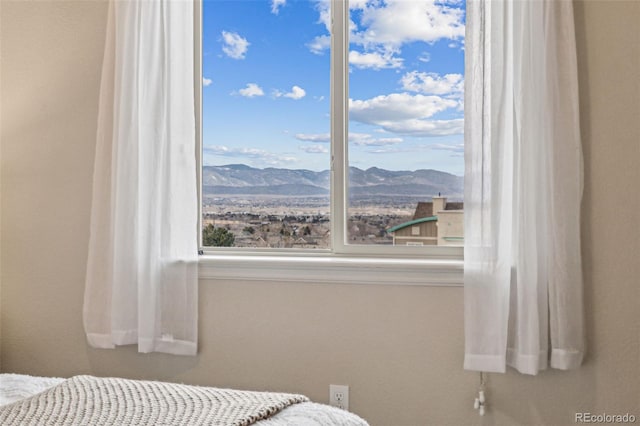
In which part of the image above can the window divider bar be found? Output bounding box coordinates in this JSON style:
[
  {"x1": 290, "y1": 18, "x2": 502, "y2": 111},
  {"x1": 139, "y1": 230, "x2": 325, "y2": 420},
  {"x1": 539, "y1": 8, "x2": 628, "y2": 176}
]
[
  {"x1": 330, "y1": 0, "x2": 350, "y2": 253},
  {"x1": 195, "y1": 0, "x2": 204, "y2": 251}
]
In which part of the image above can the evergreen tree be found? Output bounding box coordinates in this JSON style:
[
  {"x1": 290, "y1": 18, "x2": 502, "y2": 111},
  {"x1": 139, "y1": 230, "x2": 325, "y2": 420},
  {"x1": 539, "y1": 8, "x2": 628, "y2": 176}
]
[{"x1": 203, "y1": 224, "x2": 235, "y2": 247}]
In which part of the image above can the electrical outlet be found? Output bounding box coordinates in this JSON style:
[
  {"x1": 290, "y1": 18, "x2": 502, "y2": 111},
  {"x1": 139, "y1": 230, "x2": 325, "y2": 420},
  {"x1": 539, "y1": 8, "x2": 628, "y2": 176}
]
[{"x1": 329, "y1": 384, "x2": 349, "y2": 410}]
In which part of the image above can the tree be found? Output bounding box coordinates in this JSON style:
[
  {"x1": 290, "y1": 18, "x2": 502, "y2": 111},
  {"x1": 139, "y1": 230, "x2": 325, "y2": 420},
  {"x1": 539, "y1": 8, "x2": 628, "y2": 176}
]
[
  {"x1": 279, "y1": 225, "x2": 291, "y2": 236},
  {"x1": 203, "y1": 224, "x2": 235, "y2": 247},
  {"x1": 243, "y1": 226, "x2": 255, "y2": 235}
]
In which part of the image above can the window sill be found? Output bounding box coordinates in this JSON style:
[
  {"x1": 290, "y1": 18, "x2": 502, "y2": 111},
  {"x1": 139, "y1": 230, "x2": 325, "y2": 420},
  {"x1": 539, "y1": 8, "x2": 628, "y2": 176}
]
[{"x1": 198, "y1": 253, "x2": 463, "y2": 286}]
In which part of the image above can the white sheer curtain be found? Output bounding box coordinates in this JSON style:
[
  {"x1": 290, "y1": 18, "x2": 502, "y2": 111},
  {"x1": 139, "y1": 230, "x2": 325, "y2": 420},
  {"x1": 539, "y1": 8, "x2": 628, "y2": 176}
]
[
  {"x1": 84, "y1": 0, "x2": 198, "y2": 356},
  {"x1": 464, "y1": 0, "x2": 584, "y2": 375}
]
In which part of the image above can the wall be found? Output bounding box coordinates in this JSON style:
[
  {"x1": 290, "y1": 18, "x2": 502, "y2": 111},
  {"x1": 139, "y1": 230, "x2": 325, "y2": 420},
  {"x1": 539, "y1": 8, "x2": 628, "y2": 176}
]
[
  {"x1": 0, "y1": 0, "x2": 2, "y2": 373},
  {"x1": 1, "y1": 1, "x2": 638, "y2": 425}
]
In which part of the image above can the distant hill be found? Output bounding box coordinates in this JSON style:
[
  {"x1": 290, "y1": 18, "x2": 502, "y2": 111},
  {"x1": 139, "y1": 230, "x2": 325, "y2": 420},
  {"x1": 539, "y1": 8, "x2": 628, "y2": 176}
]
[{"x1": 202, "y1": 164, "x2": 462, "y2": 198}]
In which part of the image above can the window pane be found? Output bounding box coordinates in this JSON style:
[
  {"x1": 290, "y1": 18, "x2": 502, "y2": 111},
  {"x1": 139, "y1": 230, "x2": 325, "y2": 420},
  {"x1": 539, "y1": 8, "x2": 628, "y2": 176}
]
[
  {"x1": 202, "y1": 0, "x2": 330, "y2": 249},
  {"x1": 347, "y1": 0, "x2": 466, "y2": 247}
]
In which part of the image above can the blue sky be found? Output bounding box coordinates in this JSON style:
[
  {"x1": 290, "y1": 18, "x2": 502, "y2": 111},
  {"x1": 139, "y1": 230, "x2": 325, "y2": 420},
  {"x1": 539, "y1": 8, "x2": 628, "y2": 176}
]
[{"x1": 202, "y1": 0, "x2": 465, "y2": 175}]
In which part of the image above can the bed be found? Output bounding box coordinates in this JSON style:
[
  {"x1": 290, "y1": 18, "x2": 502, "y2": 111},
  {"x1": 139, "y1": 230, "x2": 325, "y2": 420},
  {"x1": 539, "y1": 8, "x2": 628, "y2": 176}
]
[{"x1": 0, "y1": 374, "x2": 369, "y2": 425}]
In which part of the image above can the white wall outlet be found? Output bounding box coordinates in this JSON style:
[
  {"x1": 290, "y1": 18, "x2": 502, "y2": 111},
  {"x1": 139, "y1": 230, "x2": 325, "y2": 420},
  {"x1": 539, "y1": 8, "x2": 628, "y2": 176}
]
[{"x1": 329, "y1": 384, "x2": 349, "y2": 410}]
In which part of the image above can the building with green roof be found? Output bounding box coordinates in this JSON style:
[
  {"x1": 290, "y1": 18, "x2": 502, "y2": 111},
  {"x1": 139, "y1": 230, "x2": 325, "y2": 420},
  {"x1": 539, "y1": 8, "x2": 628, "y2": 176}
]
[{"x1": 387, "y1": 196, "x2": 464, "y2": 246}]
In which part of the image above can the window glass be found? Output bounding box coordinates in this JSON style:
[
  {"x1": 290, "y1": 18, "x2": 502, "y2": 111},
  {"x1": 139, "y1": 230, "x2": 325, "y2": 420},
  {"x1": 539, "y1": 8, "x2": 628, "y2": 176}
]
[
  {"x1": 201, "y1": 0, "x2": 465, "y2": 251},
  {"x1": 346, "y1": 0, "x2": 465, "y2": 246},
  {"x1": 202, "y1": 0, "x2": 330, "y2": 248}
]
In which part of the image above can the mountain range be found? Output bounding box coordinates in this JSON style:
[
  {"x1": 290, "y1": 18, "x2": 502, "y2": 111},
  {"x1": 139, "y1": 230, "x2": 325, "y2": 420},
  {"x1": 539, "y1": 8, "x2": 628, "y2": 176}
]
[{"x1": 202, "y1": 164, "x2": 463, "y2": 198}]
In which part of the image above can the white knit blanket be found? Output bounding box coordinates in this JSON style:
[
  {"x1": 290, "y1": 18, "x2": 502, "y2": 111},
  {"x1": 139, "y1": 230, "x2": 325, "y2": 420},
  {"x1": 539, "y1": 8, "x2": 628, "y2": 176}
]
[
  {"x1": 0, "y1": 374, "x2": 65, "y2": 406},
  {"x1": 0, "y1": 375, "x2": 309, "y2": 426}
]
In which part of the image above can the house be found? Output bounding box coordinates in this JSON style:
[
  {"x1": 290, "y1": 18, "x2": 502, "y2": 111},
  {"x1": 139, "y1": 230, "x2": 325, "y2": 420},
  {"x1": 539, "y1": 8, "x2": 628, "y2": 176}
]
[
  {"x1": 0, "y1": 1, "x2": 638, "y2": 425},
  {"x1": 387, "y1": 196, "x2": 464, "y2": 246}
]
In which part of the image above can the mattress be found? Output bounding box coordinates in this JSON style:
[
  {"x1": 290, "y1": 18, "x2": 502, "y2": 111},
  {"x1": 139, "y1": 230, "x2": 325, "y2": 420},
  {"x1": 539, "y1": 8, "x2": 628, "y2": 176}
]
[{"x1": 0, "y1": 374, "x2": 369, "y2": 426}]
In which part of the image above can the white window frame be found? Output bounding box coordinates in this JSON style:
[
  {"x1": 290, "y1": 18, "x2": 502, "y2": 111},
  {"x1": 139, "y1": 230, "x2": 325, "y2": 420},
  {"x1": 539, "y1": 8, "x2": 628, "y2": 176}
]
[{"x1": 195, "y1": 0, "x2": 463, "y2": 285}]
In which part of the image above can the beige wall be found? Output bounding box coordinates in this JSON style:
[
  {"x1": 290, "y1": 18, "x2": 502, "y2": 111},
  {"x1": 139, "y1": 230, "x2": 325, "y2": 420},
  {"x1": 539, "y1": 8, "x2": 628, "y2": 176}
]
[
  {"x1": 1, "y1": 1, "x2": 639, "y2": 425},
  {"x1": 393, "y1": 221, "x2": 438, "y2": 245},
  {"x1": 436, "y1": 211, "x2": 463, "y2": 246}
]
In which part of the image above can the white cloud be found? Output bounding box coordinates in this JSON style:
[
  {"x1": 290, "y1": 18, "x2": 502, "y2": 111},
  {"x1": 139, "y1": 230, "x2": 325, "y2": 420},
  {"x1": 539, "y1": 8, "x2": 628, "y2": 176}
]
[
  {"x1": 299, "y1": 144, "x2": 329, "y2": 154},
  {"x1": 236, "y1": 83, "x2": 264, "y2": 98},
  {"x1": 349, "y1": 132, "x2": 403, "y2": 146},
  {"x1": 295, "y1": 133, "x2": 331, "y2": 143},
  {"x1": 221, "y1": 31, "x2": 249, "y2": 59},
  {"x1": 350, "y1": 0, "x2": 465, "y2": 48},
  {"x1": 204, "y1": 145, "x2": 297, "y2": 167},
  {"x1": 275, "y1": 85, "x2": 306, "y2": 100},
  {"x1": 203, "y1": 77, "x2": 212, "y2": 87},
  {"x1": 285, "y1": 86, "x2": 306, "y2": 99},
  {"x1": 307, "y1": 35, "x2": 331, "y2": 55},
  {"x1": 271, "y1": 0, "x2": 286, "y2": 14},
  {"x1": 375, "y1": 118, "x2": 464, "y2": 136},
  {"x1": 316, "y1": 0, "x2": 332, "y2": 32},
  {"x1": 400, "y1": 71, "x2": 463, "y2": 96},
  {"x1": 348, "y1": 133, "x2": 373, "y2": 143},
  {"x1": 348, "y1": 0, "x2": 369, "y2": 10},
  {"x1": 294, "y1": 132, "x2": 403, "y2": 146},
  {"x1": 349, "y1": 93, "x2": 458, "y2": 123},
  {"x1": 430, "y1": 142, "x2": 464, "y2": 154},
  {"x1": 368, "y1": 140, "x2": 464, "y2": 155},
  {"x1": 306, "y1": 0, "x2": 332, "y2": 53},
  {"x1": 368, "y1": 147, "x2": 405, "y2": 154},
  {"x1": 308, "y1": 0, "x2": 465, "y2": 63},
  {"x1": 348, "y1": 92, "x2": 463, "y2": 137},
  {"x1": 349, "y1": 50, "x2": 403, "y2": 70},
  {"x1": 353, "y1": 137, "x2": 403, "y2": 146},
  {"x1": 297, "y1": 70, "x2": 464, "y2": 139},
  {"x1": 418, "y1": 52, "x2": 431, "y2": 63}
]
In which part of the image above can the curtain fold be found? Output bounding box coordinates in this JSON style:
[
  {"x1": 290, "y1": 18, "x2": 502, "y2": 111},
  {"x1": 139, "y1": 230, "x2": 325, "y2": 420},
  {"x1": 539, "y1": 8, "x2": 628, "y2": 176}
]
[
  {"x1": 464, "y1": 0, "x2": 584, "y2": 375},
  {"x1": 84, "y1": 0, "x2": 198, "y2": 356}
]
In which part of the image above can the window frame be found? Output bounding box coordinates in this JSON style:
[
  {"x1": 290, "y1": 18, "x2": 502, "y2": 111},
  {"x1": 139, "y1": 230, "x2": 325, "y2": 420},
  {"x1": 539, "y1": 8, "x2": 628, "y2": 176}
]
[{"x1": 195, "y1": 0, "x2": 463, "y2": 285}]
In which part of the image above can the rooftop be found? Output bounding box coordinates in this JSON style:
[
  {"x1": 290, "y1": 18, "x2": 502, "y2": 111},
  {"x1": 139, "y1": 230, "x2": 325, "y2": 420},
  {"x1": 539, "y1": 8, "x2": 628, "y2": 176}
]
[{"x1": 387, "y1": 216, "x2": 438, "y2": 233}]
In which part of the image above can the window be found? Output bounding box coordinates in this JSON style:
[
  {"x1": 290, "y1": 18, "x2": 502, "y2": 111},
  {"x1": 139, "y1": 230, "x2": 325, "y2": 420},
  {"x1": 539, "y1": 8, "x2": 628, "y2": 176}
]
[{"x1": 198, "y1": 0, "x2": 465, "y2": 263}]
